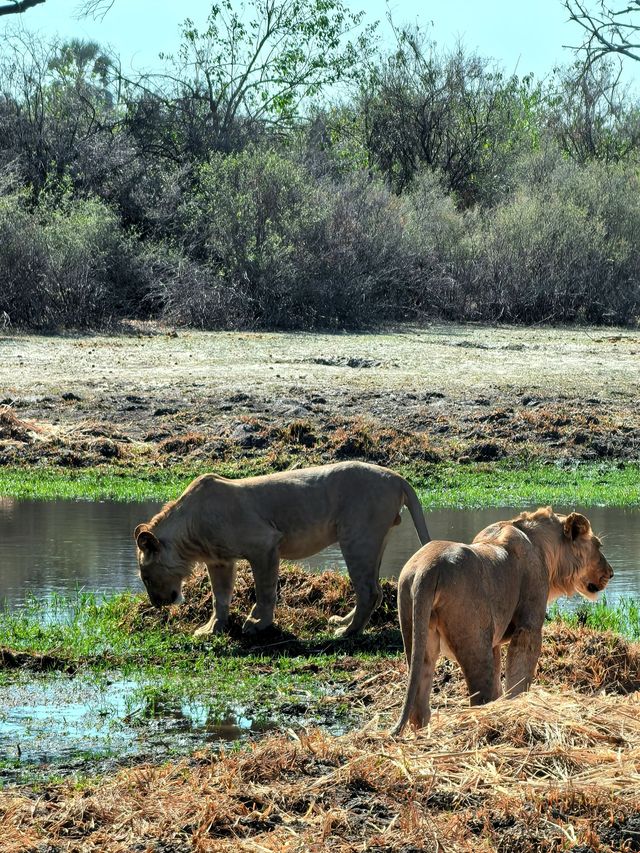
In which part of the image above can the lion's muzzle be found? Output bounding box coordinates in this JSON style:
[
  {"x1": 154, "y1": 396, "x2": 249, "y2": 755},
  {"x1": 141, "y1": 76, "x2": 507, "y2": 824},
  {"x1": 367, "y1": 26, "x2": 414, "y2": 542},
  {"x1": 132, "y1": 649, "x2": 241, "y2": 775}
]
[{"x1": 588, "y1": 562, "x2": 614, "y2": 594}]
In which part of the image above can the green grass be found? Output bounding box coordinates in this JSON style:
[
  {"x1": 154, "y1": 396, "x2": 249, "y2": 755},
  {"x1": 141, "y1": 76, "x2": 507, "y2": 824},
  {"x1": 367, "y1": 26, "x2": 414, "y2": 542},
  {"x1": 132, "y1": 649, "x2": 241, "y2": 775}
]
[
  {"x1": 549, "y1": 597, "x2": 640, "y2": 642},
  {"x1": 1, "y1": 461, "x2": 639, "y2": 507},
  {"x1": 0, "y1": 589, "x2": 395, "y2": 669}
]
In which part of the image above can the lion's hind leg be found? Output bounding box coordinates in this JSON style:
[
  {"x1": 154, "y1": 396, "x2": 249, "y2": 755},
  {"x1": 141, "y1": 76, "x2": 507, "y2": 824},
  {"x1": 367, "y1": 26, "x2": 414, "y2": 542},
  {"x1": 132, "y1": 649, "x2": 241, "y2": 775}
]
[
  {"x1": 243, "y1": 547, "x2": 280, "y2": 634},
  {"x1": 504, "y1": 626, "x2": 542, "y2": 698},
  {"x1": 447, "y1": 629, "x2": 497, "y2": 706},
  {"x1": 408, "y1": 628, "x2": 440, "y2": 730},
  {"x1": 492, "y1": 645, "x2": 503, "y2": 700},
  {"x1": 334, "y1": 532, "x2": 387, "y2": 637}
]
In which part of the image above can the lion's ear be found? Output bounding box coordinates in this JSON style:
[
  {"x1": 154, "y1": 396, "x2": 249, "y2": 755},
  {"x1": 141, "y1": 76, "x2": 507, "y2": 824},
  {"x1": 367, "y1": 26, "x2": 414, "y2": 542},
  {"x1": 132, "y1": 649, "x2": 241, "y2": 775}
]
[
  {"x1": 134, "y1": 523, "x2": 148, "y2": 541},
  {"x1": 135, "y1": 526, "x2": 160, "y2": 555},
  {"x1": 563, "y1": 512, "x2": 591, "y2": 540}
]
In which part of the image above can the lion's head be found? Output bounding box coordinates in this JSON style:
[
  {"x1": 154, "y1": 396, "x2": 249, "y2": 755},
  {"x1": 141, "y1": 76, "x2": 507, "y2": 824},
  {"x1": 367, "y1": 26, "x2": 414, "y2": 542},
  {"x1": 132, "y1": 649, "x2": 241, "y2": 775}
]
[
  {"x1": 514, "y1": 507, "x2": 613, "y2": 601},
  {"x1": 134, "y1": 523, "x2": 192, "y2": 608},
  {"x1": 559, "y1": 511, "x2": 614, "y2": 601}
]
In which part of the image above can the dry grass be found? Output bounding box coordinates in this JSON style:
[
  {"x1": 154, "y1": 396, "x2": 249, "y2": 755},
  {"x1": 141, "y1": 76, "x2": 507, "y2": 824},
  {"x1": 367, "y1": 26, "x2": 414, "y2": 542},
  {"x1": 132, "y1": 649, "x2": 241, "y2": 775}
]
[
  {"x1": 2, "y1": 685, "x2": 640, "y2": 851},
  {"x1": 4, "y1": 566, "x2": 640, "y2": 850}
]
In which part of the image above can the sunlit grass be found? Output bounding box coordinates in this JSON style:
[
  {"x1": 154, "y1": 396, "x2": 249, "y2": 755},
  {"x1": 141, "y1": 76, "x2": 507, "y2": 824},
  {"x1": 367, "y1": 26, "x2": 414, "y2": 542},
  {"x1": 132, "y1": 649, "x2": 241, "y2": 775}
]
[
  {"x1": 549, "y1": 596, "x2": 640, "y2": 642},
  {"x1": 1, "y1": 461, "x2": 639, "y2": 507}
]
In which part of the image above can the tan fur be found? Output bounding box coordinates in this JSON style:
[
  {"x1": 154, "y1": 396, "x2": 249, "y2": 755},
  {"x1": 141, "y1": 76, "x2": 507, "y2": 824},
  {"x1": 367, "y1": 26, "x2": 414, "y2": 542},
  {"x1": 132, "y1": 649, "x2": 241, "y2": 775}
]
[
  {"x1": 134, "y1": 461, "x2": 430, "y2": 637},
  {"x1": 391, "y1": 507, "x2": 613, "y2": 735}
]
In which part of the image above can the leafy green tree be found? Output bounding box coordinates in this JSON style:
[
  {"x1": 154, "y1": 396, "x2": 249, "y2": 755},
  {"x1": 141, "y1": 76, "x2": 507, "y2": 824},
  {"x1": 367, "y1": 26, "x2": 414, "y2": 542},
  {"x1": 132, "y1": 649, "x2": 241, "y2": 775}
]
[
  {"x1": 153, "y1": 0, "x2": 376, "y2": 154},
  {"x1": 354, "y1": 28, "x2": 544, "y2": 205}
]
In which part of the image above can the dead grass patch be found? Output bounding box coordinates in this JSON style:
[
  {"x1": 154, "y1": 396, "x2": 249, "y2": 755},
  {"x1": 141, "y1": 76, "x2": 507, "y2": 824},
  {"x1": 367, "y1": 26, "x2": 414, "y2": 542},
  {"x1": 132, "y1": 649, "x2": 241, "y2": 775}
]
[
  {"x1": 2, "y1": 687, "x2": 640, "y2": 851},
  {"x1": 158, "y1": 432, "x2": 208, "y2": 455},
  {"x1": 0, "y1": 407, "x2": 37, "y2": 442}
]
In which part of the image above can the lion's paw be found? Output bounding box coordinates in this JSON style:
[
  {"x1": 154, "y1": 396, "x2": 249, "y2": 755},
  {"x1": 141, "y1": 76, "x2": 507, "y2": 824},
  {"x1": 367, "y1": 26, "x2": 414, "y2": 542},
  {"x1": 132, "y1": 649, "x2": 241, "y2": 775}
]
[
  {"x1": 333, "y1": 624, "x2": 355, "y2": 639},
  {"x1": 194, "y1": 619, "x2": 226, "y2": 637}
]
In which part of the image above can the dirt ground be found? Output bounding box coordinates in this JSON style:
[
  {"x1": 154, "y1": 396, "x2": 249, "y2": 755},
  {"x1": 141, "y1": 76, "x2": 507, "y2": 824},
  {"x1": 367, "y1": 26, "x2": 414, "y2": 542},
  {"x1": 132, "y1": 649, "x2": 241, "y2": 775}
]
[{"x1": 1, "y1": 322, "x2": 639, "y2": 467}]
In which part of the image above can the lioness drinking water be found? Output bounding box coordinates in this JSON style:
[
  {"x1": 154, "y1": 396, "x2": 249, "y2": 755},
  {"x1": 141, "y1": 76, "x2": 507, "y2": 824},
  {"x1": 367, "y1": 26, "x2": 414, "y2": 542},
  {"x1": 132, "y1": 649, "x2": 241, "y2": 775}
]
[
  {"x1": 391, "y1": 507, "x2": 613, "y2": 735},
  {"x1": 134, "y1": 461, "x2": 430, "y2": 637}
]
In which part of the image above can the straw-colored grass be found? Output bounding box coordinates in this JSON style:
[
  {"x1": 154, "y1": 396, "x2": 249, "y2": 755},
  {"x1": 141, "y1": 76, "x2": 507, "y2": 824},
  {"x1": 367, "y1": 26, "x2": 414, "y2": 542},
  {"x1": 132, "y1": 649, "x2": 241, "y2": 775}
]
[
  {"x1": 2, "y1": 684, "x2": 640, "y2": 851},
  {"x1": 4, "y1": 565, "x2": 640, "y2": 851}
]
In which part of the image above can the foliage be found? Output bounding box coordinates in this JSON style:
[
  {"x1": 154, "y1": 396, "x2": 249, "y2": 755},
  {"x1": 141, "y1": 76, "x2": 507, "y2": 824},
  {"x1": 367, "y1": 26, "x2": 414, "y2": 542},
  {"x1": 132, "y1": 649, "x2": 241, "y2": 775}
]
[
  {"x1": 0, "y1": 179, "x2": 140, "y2": 328},
  {"x1": 0, "y1": 4, "x2": 639, "y2": 329},
  {"x1": 151, "y1": 0, "x2": 376, "y2": 155},
  {"x1": 463, "y1": 155, "x2": 640, "y2": 323},
  {"x1": 355, "y1": 30, "x2": 544, "y2": 204}
]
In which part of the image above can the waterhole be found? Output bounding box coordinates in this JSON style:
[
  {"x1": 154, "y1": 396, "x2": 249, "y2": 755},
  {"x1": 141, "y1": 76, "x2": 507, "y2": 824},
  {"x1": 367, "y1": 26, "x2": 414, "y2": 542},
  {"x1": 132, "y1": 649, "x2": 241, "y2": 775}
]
[{"x1": 0, "y1": 498, "x2": 638, "y2": 609}]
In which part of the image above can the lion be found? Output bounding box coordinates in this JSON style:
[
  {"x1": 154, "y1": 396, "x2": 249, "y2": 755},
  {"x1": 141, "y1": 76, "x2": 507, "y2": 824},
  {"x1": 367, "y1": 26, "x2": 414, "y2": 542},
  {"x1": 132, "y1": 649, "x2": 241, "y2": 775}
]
[
  {"x1": 391, "y1": 507, "x2": 613, "y2": 735},
  {"x1": 134, "y1": 461, "x2": 430, "y2": 637}
]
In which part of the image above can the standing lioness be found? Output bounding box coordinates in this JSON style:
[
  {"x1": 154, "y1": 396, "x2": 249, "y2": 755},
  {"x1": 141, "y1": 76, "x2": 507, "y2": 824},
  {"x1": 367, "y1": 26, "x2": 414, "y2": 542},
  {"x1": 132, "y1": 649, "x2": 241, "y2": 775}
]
[
  {"x1": 392, "y1": 507, "x2": 613, "y2": 735},
  {"x1": 135, "y1": 461, "x2": 430, "y2": 637}
]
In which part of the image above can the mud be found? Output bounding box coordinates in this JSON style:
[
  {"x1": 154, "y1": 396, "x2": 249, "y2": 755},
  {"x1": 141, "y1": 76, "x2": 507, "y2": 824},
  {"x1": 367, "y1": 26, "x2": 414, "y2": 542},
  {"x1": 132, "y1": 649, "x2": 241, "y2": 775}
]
[{"x1": 0, "y1": 324, "x2": 638, "y2": 469}]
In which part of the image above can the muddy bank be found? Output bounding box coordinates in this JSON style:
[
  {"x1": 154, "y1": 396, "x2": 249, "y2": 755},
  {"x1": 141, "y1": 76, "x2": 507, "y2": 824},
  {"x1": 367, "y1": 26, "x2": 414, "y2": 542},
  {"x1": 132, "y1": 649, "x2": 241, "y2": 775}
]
[
  {"x1": 3, "y1": 673, "x2": 640, "y2": 851},
  {"x1": 1, "y1": 325, "x2": 639, "y2": 469},
  {"x1": 1, "y1": 391, "x2": 639, "y2": 471}
]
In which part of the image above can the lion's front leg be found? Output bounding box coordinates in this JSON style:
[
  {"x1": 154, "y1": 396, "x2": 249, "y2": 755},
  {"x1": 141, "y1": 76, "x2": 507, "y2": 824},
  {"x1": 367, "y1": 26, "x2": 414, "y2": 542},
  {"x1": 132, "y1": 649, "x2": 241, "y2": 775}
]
[
  {"x1": 243, "y1": 548, "x2": 280, "y2": 634},
  {"x1": 504, "y1": 626, "x2": 542, "y2": 698},
  {"x1": 194, "y1": 560, "x2": 237, "y2": 637}
]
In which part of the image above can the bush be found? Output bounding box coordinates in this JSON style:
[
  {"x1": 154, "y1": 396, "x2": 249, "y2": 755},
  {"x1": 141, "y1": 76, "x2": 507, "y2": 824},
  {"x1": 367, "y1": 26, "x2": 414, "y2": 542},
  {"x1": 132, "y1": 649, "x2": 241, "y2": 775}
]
[
  {"x1": 169, "y1": 148, "x2": 425, "y2": 329},
  {"x1": 173, "y1": 147, "x2": 319, "y2": 327},
  {"x1": 463, "y1": 158, "x2": 640, "y2": 324},
  {"x1": 0, "y1": 183, "x2": 141, "y2": 329}
]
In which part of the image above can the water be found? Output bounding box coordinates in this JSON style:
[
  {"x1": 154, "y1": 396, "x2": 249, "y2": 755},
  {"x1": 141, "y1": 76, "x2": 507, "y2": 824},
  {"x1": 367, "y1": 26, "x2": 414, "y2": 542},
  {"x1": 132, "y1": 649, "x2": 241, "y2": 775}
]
[
  {"x1": 0, "y1": 670, "x2": 320, "y2": 781},
  {"x1": 0, "y1": 499, "x2": 639, "y2": 610}
]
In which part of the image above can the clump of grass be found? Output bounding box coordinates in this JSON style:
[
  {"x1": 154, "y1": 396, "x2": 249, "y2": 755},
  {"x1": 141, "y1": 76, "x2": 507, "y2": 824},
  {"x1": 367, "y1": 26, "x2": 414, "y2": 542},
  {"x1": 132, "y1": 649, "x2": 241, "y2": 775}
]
[
  {"x1": 157, "y1": 432, "x2": 208, "y2": 455},
  {"x1": 0, "y1": 407, "x2": 35, "y2": 442}
]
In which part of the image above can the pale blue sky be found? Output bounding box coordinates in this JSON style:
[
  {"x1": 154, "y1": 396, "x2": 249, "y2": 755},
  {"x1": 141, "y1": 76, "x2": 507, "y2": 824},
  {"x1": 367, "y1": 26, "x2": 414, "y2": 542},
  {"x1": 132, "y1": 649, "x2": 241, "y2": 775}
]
[{"x1": 2, "y1": 0, "x2": 638, "y2": 85}]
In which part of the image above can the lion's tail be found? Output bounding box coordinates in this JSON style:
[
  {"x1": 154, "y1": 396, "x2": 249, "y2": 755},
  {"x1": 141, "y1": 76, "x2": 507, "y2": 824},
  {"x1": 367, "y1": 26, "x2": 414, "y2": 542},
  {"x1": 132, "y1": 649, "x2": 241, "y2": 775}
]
[
  {"x1": 390, "y1": 569, "x2": 436, "y2": 736},
  {"x1": 402, "y1": 480, "x2": 431, "y2": 546}
]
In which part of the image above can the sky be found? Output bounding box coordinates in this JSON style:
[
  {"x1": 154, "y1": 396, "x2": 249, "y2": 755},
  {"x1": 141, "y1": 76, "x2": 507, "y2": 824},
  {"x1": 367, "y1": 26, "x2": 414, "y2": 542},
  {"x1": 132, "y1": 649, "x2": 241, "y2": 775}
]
[{"x1": 1, "y1": 0, "x2": 638, "y2": 86}]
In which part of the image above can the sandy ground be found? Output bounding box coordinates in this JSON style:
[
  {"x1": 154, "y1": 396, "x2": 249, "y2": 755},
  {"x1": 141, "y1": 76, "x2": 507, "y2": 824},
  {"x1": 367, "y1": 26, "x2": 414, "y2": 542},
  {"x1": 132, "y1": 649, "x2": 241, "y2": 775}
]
[{"x1": 0, "y1": 322, "x2": 639, "y2": 465}]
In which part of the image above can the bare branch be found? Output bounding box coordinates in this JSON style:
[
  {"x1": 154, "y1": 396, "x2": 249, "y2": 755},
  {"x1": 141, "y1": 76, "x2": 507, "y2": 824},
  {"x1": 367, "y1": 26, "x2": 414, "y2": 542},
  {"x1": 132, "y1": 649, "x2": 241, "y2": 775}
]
[
  {"x1": 563, "y1": 0, "x2": 640, "y2": 65},
  {"x1": 0, "y1": 0, "x2": 46, "y2": 16}
]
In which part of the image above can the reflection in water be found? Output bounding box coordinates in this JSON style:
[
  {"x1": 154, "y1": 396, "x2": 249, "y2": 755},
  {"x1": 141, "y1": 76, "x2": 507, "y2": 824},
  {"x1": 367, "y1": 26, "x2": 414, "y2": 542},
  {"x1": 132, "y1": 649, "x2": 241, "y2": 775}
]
[
  {"x1": 0, "y1": 500, "x2": 639, "y2": 609},
  {"x1": 0, "y1": 499, "x2": 161, "y2": 610},
  {"x1": 0, "y1": 672, "x2": 275, "y2": 773}
]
